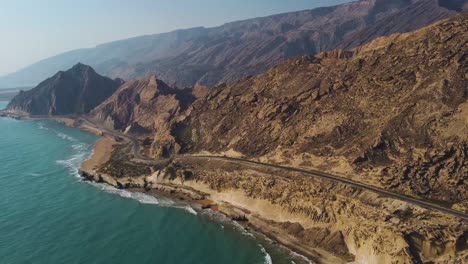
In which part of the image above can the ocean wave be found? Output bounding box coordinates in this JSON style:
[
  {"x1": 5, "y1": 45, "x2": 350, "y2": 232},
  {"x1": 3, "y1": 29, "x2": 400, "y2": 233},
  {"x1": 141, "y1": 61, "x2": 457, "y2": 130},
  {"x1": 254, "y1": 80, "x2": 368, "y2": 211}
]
[
  {"x1": 231, "y1": 221, "x2": 255, "y2": 238},
  {"x1": 37, "y1": 123, "x2": 48, "y2": 130},
  {"x1": 180, "y1": 205, "x2": 197, "y2": 215},
  {"x1": 260, "y1": 245, "x2": 273, "y2": 264},
  {"x1": 72, "y1": 143, "x2": 86, "y2": 151},
  {"x1": 89, "y1": 182, "x2": 198, "y2": 215},
  {"x1": 131, "y1": 191, "x2": 160, "y2": 205},
  {"x1": 56, "y1": 143, "x2": 89, "y2": 178},
  {"x1": 289, "y1": 252, "x2": 314, "y2": 264},
  {"x1": 56, "y1": 132, "x2": 76, "y2": 142}
]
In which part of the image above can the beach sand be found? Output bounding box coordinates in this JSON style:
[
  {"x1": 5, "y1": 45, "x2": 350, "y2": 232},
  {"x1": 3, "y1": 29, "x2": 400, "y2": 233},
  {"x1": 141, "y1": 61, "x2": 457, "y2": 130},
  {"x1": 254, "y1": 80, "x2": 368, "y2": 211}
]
[{"x1": 81, "y1": 137, "x2": 115, "y2": 172}]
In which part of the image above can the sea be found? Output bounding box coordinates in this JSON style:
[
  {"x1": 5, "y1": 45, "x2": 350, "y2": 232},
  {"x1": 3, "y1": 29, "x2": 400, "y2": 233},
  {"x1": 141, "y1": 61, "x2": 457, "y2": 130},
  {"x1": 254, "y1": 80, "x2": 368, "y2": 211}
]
[{"x1": 0, "y1": 101, "x2": 307, "y2": 264}]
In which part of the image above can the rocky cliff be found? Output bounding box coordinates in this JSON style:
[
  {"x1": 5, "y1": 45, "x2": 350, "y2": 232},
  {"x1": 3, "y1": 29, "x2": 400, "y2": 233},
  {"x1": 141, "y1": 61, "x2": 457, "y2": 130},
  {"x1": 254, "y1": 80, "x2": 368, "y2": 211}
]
[
  {"x1": 1, "y1": 0, "x2": 465, "y2": 88},
  {"x1": 6, "y1": 63, "x2": 122, "y2": 116}
]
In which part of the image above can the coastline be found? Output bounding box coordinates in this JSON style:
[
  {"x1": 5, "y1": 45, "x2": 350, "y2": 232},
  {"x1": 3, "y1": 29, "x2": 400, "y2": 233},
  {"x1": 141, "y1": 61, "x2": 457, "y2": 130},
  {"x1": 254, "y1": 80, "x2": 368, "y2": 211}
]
[
  {"x1": 4, "y1": 112, "x2": 466, "y2": 264},
  {"x1": 78, "y1": 137, "x2": 328, "y2": 264},
  {"x1": 0, "y1": 112, "x2": 307, "y2": 262}
]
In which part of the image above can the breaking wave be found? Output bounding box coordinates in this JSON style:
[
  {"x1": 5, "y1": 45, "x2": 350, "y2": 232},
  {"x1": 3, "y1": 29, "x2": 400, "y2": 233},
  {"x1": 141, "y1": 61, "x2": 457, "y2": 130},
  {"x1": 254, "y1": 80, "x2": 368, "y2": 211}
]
[
  {"x1": 37, "y1": 122, "x2": 48, "y2": 130},
  {"x1": 56, "y1": 132, "x2": 76, "y2": 142},
  {"x1": 290, "y1": 253, "x2": 314, "y2": 264},
  {"x1": 260, "y1": 245, "x2": 273, "y2": 264},
  {"x1": 89, "y1": 182, "x2": 197, "y2": 215},
  {"x1": 231, "y1": 221, "x2": 255, "y2": 238},
  {"x1": 56, "y1": 145, "x2": 89, "y2": 178},
  {"x1": 53, "y1": 130, "x2": 91, "y2": 178}
]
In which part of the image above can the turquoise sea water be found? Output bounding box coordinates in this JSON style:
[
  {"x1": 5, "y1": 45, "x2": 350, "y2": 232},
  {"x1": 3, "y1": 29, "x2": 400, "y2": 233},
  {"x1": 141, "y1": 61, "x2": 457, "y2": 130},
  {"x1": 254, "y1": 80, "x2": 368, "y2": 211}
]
[{"x1": 0, "y1": 101, "x2": 302, "y2": 264}]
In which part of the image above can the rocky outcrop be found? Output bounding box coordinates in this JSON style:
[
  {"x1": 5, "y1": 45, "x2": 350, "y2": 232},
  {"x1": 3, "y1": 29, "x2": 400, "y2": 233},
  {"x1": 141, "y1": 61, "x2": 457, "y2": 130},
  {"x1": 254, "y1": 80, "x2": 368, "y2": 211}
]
[
  {"x1": 2, "y1": 0, "x2": 466, "y2": 88},
  {"x1": 5, "y1": 63, "x2": 122, "y2": 116},
  {"x1": 89, "y1": 75, "x2": 200, "y2": 158}
]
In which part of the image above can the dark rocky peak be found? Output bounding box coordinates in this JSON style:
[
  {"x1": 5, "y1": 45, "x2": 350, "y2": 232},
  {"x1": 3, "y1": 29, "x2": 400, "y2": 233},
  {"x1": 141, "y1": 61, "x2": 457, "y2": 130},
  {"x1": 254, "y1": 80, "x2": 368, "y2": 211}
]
[
  {"x1": 6, "y1": 64, "x2": 122, "y2": 116},
  {"x1": 67, "y1": 62, "x2": 97, "y2": 76},
  {"x1": 71, "y1": 62, "x2": 91, "y2": 71}
]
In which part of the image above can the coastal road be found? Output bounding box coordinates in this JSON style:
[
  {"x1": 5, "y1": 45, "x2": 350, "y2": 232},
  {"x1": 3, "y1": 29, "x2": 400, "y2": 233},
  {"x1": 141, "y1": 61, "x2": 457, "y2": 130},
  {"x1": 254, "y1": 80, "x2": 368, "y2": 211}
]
[
  {"x1": 182, "y1": 155, "x2": 468, "y2": 221},
  {"x1": 90, "y1": 117, "x2": 466, "y2": 221},
  {"x1": 2, "y1": 112, "x2": 467, "y2": 221}
]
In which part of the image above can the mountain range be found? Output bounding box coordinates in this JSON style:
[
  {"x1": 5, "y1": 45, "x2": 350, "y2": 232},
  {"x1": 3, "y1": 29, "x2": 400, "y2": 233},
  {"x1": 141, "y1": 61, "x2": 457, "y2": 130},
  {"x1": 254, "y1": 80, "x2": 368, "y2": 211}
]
[
  {"x1": 0, "y1": 0, "x2": 466, "y2": 89},
  {"x1": 88, "y1": 13, "x2": 468, "y2": 205},
  {"x1": 3, "y1": 2, "x2": 468, "y2": 262}
]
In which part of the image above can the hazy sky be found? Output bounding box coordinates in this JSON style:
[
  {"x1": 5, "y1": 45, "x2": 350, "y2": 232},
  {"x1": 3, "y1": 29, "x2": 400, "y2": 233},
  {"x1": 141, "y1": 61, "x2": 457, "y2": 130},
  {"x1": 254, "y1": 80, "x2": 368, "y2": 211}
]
[{"x1": 0, "y1": 0, "x2": 353, "y2": 76}]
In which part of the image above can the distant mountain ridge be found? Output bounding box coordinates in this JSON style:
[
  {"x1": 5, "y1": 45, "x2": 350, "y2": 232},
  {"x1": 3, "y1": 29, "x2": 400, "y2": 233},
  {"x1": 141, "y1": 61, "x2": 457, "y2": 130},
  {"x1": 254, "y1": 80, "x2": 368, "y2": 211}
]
[
  {"x1": 0, "y1": 0, "x2": 465, "y2": 88},
  {"x1": 5, "y1": 63, "x2": 122, "y2": 115}
]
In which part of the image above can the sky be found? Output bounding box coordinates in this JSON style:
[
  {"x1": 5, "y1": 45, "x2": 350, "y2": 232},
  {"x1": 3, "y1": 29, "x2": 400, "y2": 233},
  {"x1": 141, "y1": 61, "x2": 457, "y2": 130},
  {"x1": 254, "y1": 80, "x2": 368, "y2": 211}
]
[{"x1": 0, "y1": 0, "x2": 353, "y2": 76}]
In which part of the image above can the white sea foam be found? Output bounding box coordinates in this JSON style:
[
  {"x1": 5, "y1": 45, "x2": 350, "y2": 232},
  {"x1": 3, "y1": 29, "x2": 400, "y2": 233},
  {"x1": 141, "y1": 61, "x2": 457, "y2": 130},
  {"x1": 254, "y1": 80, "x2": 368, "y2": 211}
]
[
  {"x1": 181, "y1": 205, "x2": 197, "y2": 215},
  {"x1": 89, "y1": 182, "x2": 200, "y2": 216},
  {"x1": 37, "y1": 123, "x2": 48, "y2": 130},
  {"x1": 131, "y1": 192, "x2": 160, "y2": 205},
  {"x1": 72, "y1": 143, "x2": 86, "y2": 151},
  {"x1": 56, "y1": 141, "x2": 89, "y2": 179},
  {"x1": 290, "y1": 252, "x2": 314, "y2": 264},
  {"x1": 57, "y1": 151, "x2": 87, "y2": 177},
  {"x1": 56, "y1": 132, "x2": 76, "y2": 142},
  {"x1": 260, "y1": 245, "x2": 273, "y2": 264}
]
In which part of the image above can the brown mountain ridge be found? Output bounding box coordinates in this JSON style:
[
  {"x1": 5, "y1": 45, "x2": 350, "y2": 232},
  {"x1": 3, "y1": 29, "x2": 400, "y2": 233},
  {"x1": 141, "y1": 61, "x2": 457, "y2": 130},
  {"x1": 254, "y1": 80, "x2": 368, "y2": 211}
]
[{"x1": 91, "y1": 14, "x2": 468, "y2": 207}]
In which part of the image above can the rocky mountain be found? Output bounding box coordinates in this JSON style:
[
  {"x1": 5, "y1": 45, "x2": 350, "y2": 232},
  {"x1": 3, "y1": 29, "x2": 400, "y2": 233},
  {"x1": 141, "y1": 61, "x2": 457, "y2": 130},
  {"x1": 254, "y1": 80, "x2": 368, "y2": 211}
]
[
  {"x1": 91, "y1": 14, "x2": 468, "y2": 208},
  {"x1": 1, "y1": 0, "x2": 466, "y2": 89},
  {"x1": 89, "y1": 76, "x2": 207, "y2": 157},
  {"x1": 6, "y1": 63, "x2": 123, "y2": 116}
]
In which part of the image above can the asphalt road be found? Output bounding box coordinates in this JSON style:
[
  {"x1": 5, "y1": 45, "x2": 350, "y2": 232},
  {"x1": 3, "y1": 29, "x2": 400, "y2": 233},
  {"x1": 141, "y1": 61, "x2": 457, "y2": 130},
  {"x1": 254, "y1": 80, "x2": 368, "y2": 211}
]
[{"x1": 184, "y1": 155, "x2": 468, "y2": 221}]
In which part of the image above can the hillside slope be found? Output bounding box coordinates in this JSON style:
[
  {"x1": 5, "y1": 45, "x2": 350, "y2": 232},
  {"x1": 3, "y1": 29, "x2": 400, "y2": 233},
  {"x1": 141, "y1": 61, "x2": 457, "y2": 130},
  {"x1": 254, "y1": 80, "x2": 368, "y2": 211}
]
[
  {"x1": 1, "y1": 0, "x2": 465, "y2": 88},
  {"x1": 91, "y1": 14, "x2": 468, "y2": 206}
]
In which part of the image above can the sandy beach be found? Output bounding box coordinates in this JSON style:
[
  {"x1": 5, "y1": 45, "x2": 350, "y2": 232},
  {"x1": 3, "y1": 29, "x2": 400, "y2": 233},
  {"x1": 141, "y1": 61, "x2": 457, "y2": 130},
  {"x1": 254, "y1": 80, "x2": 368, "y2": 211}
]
[{"x1": 81, "y1": 137, "x2": 115, "y2": 172}]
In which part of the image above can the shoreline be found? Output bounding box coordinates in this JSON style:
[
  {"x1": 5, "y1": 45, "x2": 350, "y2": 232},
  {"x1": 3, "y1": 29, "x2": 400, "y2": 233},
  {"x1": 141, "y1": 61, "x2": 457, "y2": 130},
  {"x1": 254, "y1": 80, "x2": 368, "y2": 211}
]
[
  {"x1": 0, "y1": 113, "x2": 327, "y2": 263},
  {"x1": 80, "y1": 159, "x2": 319, "y2": 263},
  {"x1": 0, "y1": 112, "x2": 323, "y2": 263},
  {"x1": 5, "y1": 113, "x2": 467, "y2": 264},
  {"x1": 86, "y1": 181, "x2": 321, "y2": 264},
  {"x1": 76, "y1": 134, "x2": 336, "y2": 263}
]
